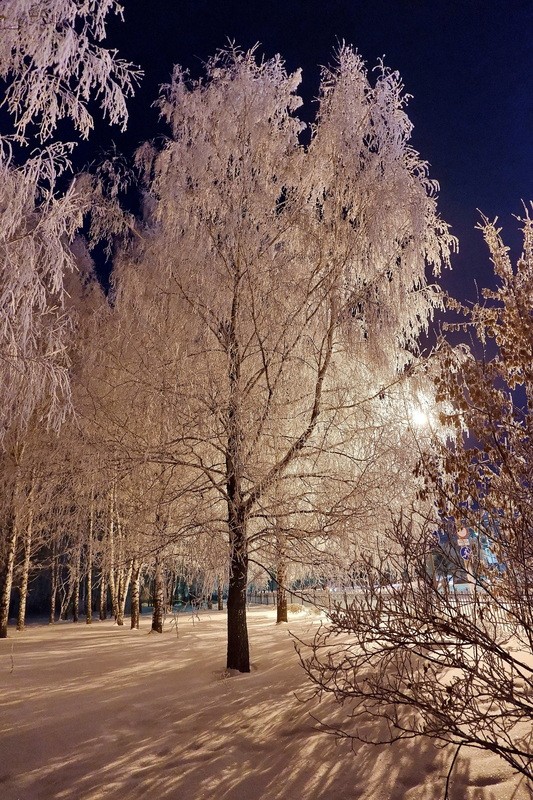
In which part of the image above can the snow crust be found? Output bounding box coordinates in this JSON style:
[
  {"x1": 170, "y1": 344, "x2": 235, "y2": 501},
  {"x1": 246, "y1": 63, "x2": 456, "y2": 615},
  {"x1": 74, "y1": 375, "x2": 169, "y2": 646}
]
[{"x1": 0, "y1": 607, "x2": 527, "y2": 799}]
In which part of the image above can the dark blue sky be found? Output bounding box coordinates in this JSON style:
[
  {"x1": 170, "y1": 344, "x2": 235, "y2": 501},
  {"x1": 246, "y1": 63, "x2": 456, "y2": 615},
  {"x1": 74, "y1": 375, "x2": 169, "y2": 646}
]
[{"x1": 92, "y1": 0, "x2": 533, "y2": 302}]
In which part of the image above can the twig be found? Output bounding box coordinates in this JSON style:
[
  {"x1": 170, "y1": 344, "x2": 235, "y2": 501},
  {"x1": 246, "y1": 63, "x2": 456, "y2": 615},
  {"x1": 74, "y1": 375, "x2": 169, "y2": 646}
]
[{"x1": 444, "y1": 744, "x2": 462, "y2": 800}]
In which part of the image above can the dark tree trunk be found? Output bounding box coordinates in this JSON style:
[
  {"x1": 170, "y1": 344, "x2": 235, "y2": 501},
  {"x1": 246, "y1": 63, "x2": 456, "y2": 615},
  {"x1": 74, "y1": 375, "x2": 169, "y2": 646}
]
[
  {"x1": 224, "y1": 290, "x2": 251, "y2": 672},
  {"x1": 151, "y1": 557, "x2": 165, "y2": 633},
  {"x1": 276, "y1": 553, "x2": 288, "y2": 624},
  {"x1": 217, "y1": 576, "x2": 224, "y2": 610},
  {"x1": 226, "y1": 513, "x2": 249, "y2": 672}
]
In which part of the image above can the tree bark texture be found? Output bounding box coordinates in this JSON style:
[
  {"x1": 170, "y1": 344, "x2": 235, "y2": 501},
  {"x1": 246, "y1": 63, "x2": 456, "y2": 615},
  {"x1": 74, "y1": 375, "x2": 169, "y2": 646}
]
[
  {"x1": 276, "y1": 549, "x2": 288, "y2": 624},
  {"x1": 226, "y1": 510, "x2": 250, "y2": 672},
  {"x1": 151, "y1": 557, "x2": 165, "y2": 633},
  {"x1": 86, "y1": 496, "x2": 94, "y2": 624},
  {"x1": 107, "y1": 486, "x2": 121, "y2": 623},
  {"x1": 0, "y1": 519, "x2": 18, "y2": 638},
  {"x1": 72, "y1": 544, "x2": 81, "y2": 623},
  {"x1": 0, "y1": 458, "x2": 23, "y2": 638},
  {"x1": 217, "y1": 576, "x2": 224, "y2": 611},
  {"x1": 117, "y1": 559, "x2": 132, "y2": 625},
  {"x1": 224, "y1": 299, "x2": 251, "y2": 672},
  {"x1": 99, "y1": 572, "x2": 107, "y2": 620},
  {"x1": 49, "y1": 543, "x2": 58, "y2": 624},
  {"x1": 16, "y1": 493, "x2": 34, "y2": 632},
  {"x1": 130, "y1": 557, "x2": 141, "y2": 630}
]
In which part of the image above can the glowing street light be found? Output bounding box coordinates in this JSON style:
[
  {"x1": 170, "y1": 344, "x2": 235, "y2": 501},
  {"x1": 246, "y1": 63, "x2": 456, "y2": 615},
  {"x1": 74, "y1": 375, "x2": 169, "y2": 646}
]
[{"x1": 410, "y1": 406, "x2": 429, "y2": 428}]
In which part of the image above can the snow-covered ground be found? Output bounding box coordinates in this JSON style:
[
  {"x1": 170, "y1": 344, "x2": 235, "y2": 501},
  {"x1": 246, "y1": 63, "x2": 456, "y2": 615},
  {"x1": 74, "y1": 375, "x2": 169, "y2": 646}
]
[{"x1": 0, "y1": 607, "x2": 529, "y2": 799}]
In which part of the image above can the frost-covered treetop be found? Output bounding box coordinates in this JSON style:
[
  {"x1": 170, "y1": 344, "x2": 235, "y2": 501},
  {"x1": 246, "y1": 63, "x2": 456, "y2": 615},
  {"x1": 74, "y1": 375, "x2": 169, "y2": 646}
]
[
  {"x1": 0, "y1": 0, "x2": 141, "y2": 142},
  {"x1": 0, "y1": 1, "x2": 138, "y2": 439},
  {"x1": 146, "y1": 45, "x2": 456, "y2": 372}
]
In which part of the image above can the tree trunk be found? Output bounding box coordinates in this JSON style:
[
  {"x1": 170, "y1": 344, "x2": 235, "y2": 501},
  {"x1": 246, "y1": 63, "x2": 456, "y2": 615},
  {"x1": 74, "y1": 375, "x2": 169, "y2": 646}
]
[
  {"x1": 151, "y1": 556, "x2": 165, "y2": 633},
  {"x1": 99, "y1": 571, "x2": 107, "y2": 620},
  {"x1": 226, "y1": 513, "x2": 250, "y2": 672},
  {"x1": 0, "y1": 521, "x2": 18, "y2": 638},
  {"x1": 276, "y1": 548, "x2": 288, "y2": 624},
  {"x1": 224, "y1": 301, "x2": 251, "y2": 672},
  {"x1": 115, "y1": 500, "x2": 132, "y2": 626},
  {"x1": 117, "y1": 559, "x2": 132, "y2": 626},
  {"x1": 86, "y1": 496, "x2": 94, "y2": 624},
  {"x1": 72, "y1": 543, "x2": 81, "y2": 623},
  {"x1": 17, "y1": 492, "x2": 34, "y2": 632},
  {"x1": 107, "y1": 486, "x2": 121, "y2": 623},
  {"x1": 0, "y1": 457, "x2": 23, "y2": 638},
  {"x1": 49, "y1": 543, "x2": 58, "y2": 624},
  {"x1": 130, "y1": 557, "x2": 141, "y2": 630},
  {"x1": 166, "y1": 571, "x2": 177, "y2": 612},
  {"x1": 217, "y1": 576, "x2": 224, "y2": 610}
]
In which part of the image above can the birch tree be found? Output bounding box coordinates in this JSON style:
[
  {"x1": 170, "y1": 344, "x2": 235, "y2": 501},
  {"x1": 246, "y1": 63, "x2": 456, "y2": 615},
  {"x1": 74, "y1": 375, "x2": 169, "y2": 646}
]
[
  {"x1": 0, "y1": 436, "x2": 27, "y2": 637},
  {"x1": 0, "y1": 0, "x2": 139, "y2": 144},
  {"x1": 0, "y1": 417, "x2": 79, "y2": 634},
  {"x1": 125, "y1": 45, "x2": 454, "y2": 672},
  {"x1": 0, "y1": 0, "x2": 139, "y2": 442},
  {"x1": 0, "y1": 250, "x2": 118, "y2": 635},
  {"x1": 75, "y1": 242, "x2": 216, "y2": 631}
]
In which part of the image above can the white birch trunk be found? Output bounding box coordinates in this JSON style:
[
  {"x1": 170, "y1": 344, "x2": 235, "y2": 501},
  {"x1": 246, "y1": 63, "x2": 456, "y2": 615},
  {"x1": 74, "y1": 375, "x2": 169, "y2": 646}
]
[
  {"x1": 130, "y1": 558, "x2": 141, "y2": 630},
  {"x1": 107, "y1": 485, "x2": 120, "y2": 622},
  {"x1": 0, "y1": 520, "x2": 18, "y2": 638},
  {"x1": 16, "y1": 480, "x2": 35, "y2": 631},
  {"x1": 49, "y1": 541, "x2": 58, "y2": 624},
  {"x1": 72, "y1": 543, "x2": 81, "y2": 623},
  {"x1": 99, "y1": 571, "x2": 107, "y2": 620},
  {"x1": 86, "y1": 494, "x2": 94, "y2": 624},
  {"x1": 0, "y1": 448, "x2": 23, "y2": 637}
]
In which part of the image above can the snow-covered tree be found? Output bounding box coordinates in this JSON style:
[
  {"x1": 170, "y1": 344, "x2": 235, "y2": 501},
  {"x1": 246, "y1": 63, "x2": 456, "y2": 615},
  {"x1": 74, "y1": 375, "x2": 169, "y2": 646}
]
[
  {"x1": 0, "y1": 4, "x2": 138, "y2": 624},
  {"x1": 0, "y1": 0, "x2": 139, "y2": 143},
  {"x1": 123, "y1": 45, "x2": 454, "y2": 672},
  {"x1": 0, "y1": 0, "x2": 138, "y2": 442},
  {"x1": 0, "y1": 154, "x2": 80, "y2": 439}
]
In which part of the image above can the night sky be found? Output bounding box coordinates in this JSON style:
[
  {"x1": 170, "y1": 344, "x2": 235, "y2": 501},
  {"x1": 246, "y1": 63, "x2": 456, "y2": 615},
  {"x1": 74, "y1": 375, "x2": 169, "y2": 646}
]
[{"x1": 87, "y1": 0, "x2": 533, "y2": 303}]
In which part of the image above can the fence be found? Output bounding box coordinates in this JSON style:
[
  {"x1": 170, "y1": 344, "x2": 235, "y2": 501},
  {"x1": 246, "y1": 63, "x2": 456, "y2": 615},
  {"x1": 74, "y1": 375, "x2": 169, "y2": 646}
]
[
  {"x1": 246, "y1": 588, "x2": 362, "y2": 611},
  {"x1": 247, "y1": 587, "x2": 523, "y2": 635},
  {"x1": 442, "y1": 593, "x2": 522, "y2": 633}
]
